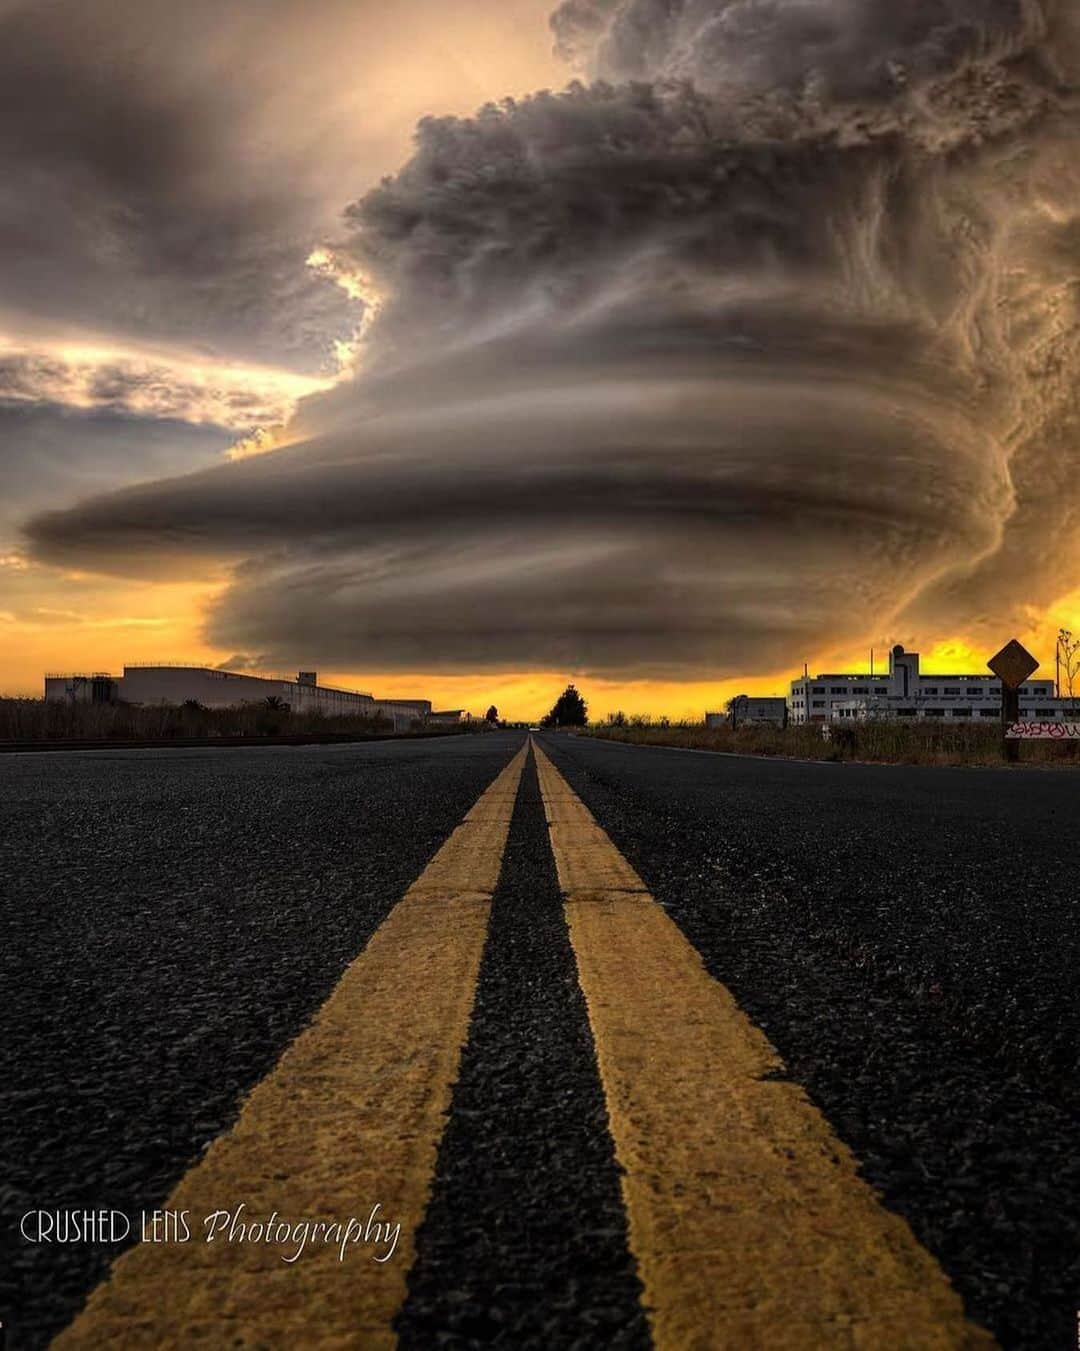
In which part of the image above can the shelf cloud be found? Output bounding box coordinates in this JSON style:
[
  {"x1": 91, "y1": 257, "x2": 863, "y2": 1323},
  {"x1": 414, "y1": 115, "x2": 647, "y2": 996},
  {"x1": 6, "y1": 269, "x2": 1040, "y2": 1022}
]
[{"x1": 25, "y1": 0, "x2": 1080, "y2": 677}]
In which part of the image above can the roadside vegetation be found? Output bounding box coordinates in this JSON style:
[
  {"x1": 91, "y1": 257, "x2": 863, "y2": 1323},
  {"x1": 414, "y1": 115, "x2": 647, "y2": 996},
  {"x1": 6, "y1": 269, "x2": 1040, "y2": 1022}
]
[
  {"x1": 584, "y1": 718, "x2": 1080, "y2": 767},
  {"x1": 0, "y1": 699, "x2": 487, "y2": 744}
]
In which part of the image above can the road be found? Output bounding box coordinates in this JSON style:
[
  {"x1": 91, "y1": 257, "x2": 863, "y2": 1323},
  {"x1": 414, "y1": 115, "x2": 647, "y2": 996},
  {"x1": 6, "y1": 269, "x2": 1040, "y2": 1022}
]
[{"x1": 1, "y1": 731, "x2": 1077, "y2": 1348}]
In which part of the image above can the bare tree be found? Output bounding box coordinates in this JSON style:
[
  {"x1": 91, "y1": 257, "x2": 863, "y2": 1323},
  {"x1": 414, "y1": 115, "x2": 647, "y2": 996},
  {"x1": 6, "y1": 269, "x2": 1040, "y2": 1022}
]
[{"x1": 1058, "y1": 628, "x2": 1080, "y2": 706}]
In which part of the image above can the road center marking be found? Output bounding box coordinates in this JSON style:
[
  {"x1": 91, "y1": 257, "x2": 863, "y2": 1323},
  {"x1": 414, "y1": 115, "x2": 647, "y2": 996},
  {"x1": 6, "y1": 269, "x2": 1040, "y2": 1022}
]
[
  {"x1": 531, "y1": 738, "x2": 994, "y2": 1350},
  {"x1": 55, "y1": 742, "x2": 528, "y2": 1350}
]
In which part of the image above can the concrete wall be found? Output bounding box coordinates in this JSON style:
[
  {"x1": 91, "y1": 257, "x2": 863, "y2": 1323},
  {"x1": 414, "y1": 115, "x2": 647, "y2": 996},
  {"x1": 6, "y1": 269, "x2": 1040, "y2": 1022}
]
[
  {"x1": 833, "y1": 697, "x2": 1080, "y2": 723},
  {"x1": 119, "y1": 667, "x2": 312, "y2": 710},
  {"x1": 724, "y1": 697, "x2": 787, "y2": 728},
  {"x1": 371, "y1": 698, "x2": 432, "y2": 719}
]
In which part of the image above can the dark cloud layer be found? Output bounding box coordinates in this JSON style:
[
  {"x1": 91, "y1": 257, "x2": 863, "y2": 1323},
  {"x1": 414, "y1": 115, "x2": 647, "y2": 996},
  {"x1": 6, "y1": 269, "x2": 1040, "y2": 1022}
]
[
  {"x1": 551, "y1": 0, "x2": 1055, "y2": 103},
  {"x1": 0, "y1": 404, "x2": 222, "y2": 541},
  {"x1": 0, "y1": 0, "x2": 359, "y2": 372},
  {"x1": 26, "y1": 0, "x2": 1080, "y2": 677}
]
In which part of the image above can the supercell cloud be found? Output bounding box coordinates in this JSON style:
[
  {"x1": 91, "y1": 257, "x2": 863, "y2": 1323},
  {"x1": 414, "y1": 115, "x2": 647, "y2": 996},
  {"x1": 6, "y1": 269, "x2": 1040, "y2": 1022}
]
[{"x1": 26, "y1": 0, "x2": 1080, "y2": 677}]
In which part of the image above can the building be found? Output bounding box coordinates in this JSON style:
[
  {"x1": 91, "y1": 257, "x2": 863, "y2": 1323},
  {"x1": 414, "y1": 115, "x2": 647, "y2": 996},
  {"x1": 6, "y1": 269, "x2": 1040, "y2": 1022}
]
[
  {"x1": 43, "y1": 673, "x2": 120, "y2": 705},
  {"x1": 788, "y1": 645, "x2": 1076, "y2": 725},
  {"x1": 45, "y1": 666, "x2": 433, "y2": 730},
  {"x1": 707, "y1": 696, "x2": 788, "y2": 729}
]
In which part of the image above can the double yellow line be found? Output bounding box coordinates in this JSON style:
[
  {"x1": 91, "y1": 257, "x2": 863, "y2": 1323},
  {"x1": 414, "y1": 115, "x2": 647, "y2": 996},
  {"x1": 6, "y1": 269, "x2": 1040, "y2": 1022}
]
[
  {"x1": 532, "y1": 743, "x2": 992, "y2": 1351},
  {"x1": 57, "y1": 738, "x2": 992, "y2": 1348},
  {"x1": 57, "y1": 744, "x2": 528, "y2": 1349}
]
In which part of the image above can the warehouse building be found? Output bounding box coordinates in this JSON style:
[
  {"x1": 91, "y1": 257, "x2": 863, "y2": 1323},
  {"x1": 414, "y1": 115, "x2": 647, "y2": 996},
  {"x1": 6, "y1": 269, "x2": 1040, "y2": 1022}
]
[
  {"x1": 788, "y1": 645, "x2": 1077, "y2": 724},
  {"x1": 44, "y1": 666, "x2": 433, "y2": 729}
]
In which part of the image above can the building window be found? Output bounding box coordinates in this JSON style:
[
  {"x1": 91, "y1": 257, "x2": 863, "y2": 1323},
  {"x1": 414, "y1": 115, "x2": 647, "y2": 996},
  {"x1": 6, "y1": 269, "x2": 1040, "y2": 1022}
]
[
  {"x1": 922, "y1": 687, "x2": 938, "y2": 694},
  {"x1": 945, "y1": 687, "x2": 961, "y2": 695},
  {"x1": 812, "y1": 700, "x2": 826, "y2": 709},
  {"x1": 897, "y1": 709, "x2": 916, "y2": 717},
  {"x1": 1036, "y1": 709, "x2": 1055, "y2": 717},
  {"x1": 953, "y1": 708, "x2": 972, "y2": 717},
  {"x1": 852, "y1": 686, "x2": 869, "y2": 694},
  {"x1": 980, "y1": 709, "x2": 998, "y2": 718},
  {"x1": 830, "y1": 687, "x2": 845, "y2": 694},
  {"x1": 874, "y1": 687, "x2": 888, "y2": 695},
  {"x1": 927, "y1": 709, "x2": 945, "y2": 717},
  {"x1": 812, "y1": 686, "x2": 825, "y2": 694}
]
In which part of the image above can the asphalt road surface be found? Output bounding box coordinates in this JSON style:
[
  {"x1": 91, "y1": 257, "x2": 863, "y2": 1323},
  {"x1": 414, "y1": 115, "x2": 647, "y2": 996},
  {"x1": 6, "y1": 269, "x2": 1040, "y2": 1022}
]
[{"x1": 1, "y1": 730, "x2": 1077, "y2": 1349}]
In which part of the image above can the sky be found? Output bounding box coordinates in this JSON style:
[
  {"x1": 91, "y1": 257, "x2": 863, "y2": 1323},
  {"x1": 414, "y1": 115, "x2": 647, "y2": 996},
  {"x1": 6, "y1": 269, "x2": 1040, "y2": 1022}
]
[{"x1": 4, "y1": 0, "x2": 1080, "y2": 719}]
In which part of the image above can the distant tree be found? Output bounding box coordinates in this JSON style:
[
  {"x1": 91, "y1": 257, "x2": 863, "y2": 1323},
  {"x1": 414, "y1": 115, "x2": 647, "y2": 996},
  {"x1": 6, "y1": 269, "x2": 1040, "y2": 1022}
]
[
  {"x1": 182, "y1": 699, "x2": 204, "y2": 712},
  {"x1": 607, "y1": 710, "x2": 627, "y2": 727},
  {"x1": 485, "y1": 705, "x2": 499, "y2": 724},
  {"x1": 263, "y1": 696, "x2": 289, "y2": 711},
  {"x1": 541, "y1": 683, "x2": 588, "y2": 728}
]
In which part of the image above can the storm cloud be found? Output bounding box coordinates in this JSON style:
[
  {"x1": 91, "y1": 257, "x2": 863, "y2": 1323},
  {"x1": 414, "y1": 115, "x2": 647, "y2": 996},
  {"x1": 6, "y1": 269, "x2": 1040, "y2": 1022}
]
[
  {"x1": 0, "y1": 0, "x2": 373, "y2": 374},
  {"x1": 25, "y1": 0, "x2": 1080, "y2": 678}
]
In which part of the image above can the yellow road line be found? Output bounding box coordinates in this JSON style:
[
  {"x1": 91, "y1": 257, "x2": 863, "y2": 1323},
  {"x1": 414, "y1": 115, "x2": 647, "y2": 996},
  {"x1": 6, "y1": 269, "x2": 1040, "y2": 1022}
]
[
  {"x1": 56, "y1": 743, "x2": 529, "y2": 1350},
  {"x1": 532, "y1": 739, "x2": 994, "y2": 1350}
]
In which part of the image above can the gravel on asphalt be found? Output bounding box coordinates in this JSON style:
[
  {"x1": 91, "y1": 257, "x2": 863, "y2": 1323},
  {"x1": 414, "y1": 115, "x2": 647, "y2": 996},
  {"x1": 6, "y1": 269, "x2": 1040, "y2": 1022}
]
[
  {"x1": 0, "y1": 733, "x2": 523, "y2": 1349},
  {"x1": 538, "y1": 733, "x2": 1080, "y2": 1351}
]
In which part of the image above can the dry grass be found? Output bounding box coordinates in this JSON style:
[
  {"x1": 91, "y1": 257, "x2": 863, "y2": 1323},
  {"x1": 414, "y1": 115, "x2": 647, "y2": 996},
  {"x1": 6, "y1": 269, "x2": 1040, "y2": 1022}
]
[
  {"x1": 0, "y1": 699, "x2": 484, "y2": 743},
  {"x1": 585, "y1": 720, "x2": 1080, "y2": 767}
]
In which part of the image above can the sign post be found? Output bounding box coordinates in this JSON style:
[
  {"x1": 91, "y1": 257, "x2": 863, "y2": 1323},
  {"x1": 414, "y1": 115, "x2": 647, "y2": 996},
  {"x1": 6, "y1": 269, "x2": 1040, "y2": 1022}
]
[{"x1": 988, "y1": 639, "x2": 1039, "y2": 763}]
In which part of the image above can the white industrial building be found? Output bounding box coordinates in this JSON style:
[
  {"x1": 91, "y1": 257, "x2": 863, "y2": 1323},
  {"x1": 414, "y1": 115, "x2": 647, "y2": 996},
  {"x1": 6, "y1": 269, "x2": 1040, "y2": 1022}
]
[
  {"x1": 44, "y1": 666, "x2": 433, "y2": 729},
  {"x1": 788, "y1": 645, "x2": 1078, "y2": 725}
]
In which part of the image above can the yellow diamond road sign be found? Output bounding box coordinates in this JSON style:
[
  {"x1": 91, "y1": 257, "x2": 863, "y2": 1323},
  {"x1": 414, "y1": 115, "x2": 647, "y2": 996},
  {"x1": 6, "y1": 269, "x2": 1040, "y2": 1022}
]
[{"x1": 988, "y1": 639, "x2": 1039, "y2": 690}]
